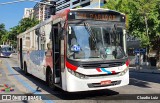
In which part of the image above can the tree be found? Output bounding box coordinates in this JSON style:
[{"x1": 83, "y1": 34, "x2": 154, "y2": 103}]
[
  {"x1": 131, "y1": 0, "x2": 157, "y2": 47},
  {"x1": 76, "y1": 6, "x2": 82, "y2": 9},
  {"x1": 2, "y1": 17, "x2": 39, "y2": 48},
  {"x1": 0, "y1": 23, "x2": 7, "y2": 44},
  {"x1": 17, "y1": 17, "x2": 39, "y2": 33},
  {"x1": 11, "y1": 18, "x2": 39, "y2": 48},
  {"x1": 103, "y1": 0, "x2": 159, "y2": 48},
  {"x1": 103, "y1": 0, "x2": 131, "y2": 29}
]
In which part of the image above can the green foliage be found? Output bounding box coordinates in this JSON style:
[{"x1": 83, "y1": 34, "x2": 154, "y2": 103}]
[
  {"x1": 18, "y1": 17, "x2": 39, "y2": 33},
  {"x1": 1, "y1": 17, "x2": 39, "y2": 47},
  {"x1": 0, "y1": 23, "x2": 7, "y2": 44},
  {"x1": 76, "y1": 6, "x2": 82, "y2": 9},
  {"x1": 103, "y1": 0, "x2": 160, "y2": 48}
]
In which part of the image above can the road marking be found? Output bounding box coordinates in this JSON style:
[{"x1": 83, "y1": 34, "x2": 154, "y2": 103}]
[{"x1": 4, "y1": 60, "x2": 54, "y2": 103}]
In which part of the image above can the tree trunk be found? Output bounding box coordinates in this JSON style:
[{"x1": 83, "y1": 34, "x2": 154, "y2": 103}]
[
  {"x1": 144, "y1": 15, "x2": 149, "y2": 62},
  {"x1": 144, "y1": 16, "x2": 149, "y2": 38}
]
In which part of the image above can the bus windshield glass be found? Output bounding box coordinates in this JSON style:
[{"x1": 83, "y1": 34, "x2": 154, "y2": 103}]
[
  {"x1": 1, "y1": 46, "x2": 13, "y2": 52},
  {"x1": 67, "y1": 23, "x2": 126, "y2": 61}
]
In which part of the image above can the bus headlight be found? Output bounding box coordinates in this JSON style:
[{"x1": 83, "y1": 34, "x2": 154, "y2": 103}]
[
  {"x1": 119, "y1": 67, "x2": 129, "y2": 76},
  {"x1": 67, "y1": 68, "x2": 86, "y2": 79}
]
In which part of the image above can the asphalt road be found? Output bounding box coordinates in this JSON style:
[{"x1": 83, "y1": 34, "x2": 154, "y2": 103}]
[{"x1": 0, "y1": 54, "x2": 160, "y2": 103}]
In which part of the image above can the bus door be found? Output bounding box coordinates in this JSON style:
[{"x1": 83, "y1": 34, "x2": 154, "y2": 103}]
[
  {"x1": 52, "y1": 23, "x2": 61, "y2": 84},
  {"x1": 20, "y1": 38, "x2": 23, "y2": 69}
]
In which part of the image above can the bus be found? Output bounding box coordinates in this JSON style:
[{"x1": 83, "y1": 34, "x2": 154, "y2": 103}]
[
  {"x1": 0, "y1": 45, "x2": 13, "y2": 57},
  {"x1": 17, "y1": 8, "x2": 129, "y2": 92}
]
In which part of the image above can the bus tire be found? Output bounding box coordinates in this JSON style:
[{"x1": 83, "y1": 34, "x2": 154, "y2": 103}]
[
  {"x1": 46, "y1": 69, "x2": 57, "y2": 90},
  {"x1": 24, "y1": 62, "x2": 29, "y2": 75}
]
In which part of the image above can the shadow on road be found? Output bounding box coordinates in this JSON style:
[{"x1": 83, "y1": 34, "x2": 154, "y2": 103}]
[
  {"x1": 0, "y1": 56, "x2": 10, "y2": 58},
  {"x1": 129, "y1": 78, "x2": 151, "y2": 88},
  {"x1": 12, "y1": 67, "x2": 119, "y2": 100},
  {"x1": 129, "y1": 72, "x2": 160, "y2": 88}
]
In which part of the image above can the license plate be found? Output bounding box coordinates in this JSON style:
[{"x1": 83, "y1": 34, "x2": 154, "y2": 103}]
[{"x1": 100, "y1": 80, "x2": 111, "y2": 85}]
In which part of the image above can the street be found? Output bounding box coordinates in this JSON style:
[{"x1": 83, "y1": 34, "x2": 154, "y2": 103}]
[{"x1": 0, "y1": 54, "x2": 160, "y2": 103}]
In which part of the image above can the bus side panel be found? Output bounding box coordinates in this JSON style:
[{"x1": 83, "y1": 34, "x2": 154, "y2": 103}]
[{"x1": 24, "y1": 50, "x2": 46, "y2": 81}]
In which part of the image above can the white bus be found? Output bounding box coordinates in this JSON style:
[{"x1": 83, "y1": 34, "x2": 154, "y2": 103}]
[{"x1": 17, "y1": 8, "x2": 129, "y2": 92}]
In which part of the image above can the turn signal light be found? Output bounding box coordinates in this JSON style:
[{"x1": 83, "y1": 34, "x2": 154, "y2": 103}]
[{"x1": 125, "y1": 59, "x2": 130, "y2": 67}]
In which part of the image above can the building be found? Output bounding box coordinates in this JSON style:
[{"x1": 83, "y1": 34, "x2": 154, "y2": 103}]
[
  {"x1": 33, "y1": 0, "x2": 106, "y2": 21},
  {"x1": 56, "y1": 0, "x2": 105, "y2": 12},
  {"x1": 33, "y1": 0, "x2": 51, "y2": 21},
  {"x1": 23, "y1": 8, "x2": 34, "y2": 18}
]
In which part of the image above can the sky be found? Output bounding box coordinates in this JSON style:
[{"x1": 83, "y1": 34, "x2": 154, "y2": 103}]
[{"x1": 0, "y1": 0, "x2": 37, "y2": 31}]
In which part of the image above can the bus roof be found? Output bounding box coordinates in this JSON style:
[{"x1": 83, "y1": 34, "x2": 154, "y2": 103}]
[
  {"x1": 70, "y1": 8, "x2": 125, "y2": 15},
  {"x1": 17, "y1": 8, "x2": 125, "y2": 38}
]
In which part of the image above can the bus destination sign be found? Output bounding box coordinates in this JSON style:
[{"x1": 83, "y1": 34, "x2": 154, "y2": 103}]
[{"x1": 68, "y1": 12, "x2": 123, "y2": 22}]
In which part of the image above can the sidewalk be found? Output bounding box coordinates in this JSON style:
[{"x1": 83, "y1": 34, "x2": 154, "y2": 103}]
[{"x1": 129, "y1": 65, "x2": 160, "y2": 74}]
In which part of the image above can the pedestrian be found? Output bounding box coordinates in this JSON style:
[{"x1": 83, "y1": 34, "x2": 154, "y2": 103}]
[{"x1": 135, "y1": 53, "x2": 140, "y2": 70}]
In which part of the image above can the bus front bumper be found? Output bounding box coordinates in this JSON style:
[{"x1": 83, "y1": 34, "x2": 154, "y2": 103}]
[{"x1": 66, "y1": 69, "x2": 129, "y2": 92}]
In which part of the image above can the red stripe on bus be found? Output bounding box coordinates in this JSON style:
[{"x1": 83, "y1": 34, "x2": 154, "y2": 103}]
[
  {"x1": 126, "y1": 59, "x2": 130, "y2": 67},
  {"x1": 111, "y1": 71, "x2": 116, "y2": 74},
  {"x1": 96, "y1": 68, "x2": 102, "y2": 72},
  {"x1": 66, "y1": 61, "x2": 78, "y2": 71}
]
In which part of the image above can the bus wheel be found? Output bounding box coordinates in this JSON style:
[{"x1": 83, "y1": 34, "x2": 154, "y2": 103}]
[
  {"x1": 24, "y1": 62, "x2": 29, "y2": 75},
  {"x1": 47, "y1": 70, "x2": 56, "y2": 90}
]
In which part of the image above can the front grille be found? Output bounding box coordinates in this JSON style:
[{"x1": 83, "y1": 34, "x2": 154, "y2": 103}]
[
  {"x1": 87, "y1": 80, "x2": 121, "y2": 88},
  {"x1": 86, "y1": 72, "x2": 120, "y2": 77},
  {"x1": 81, "y1": 62, "x2": 124, "y2": 68}
]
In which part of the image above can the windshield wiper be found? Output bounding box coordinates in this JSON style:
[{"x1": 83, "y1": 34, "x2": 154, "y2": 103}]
[{"x1": 84, "y1": 22, "x2": 97, "y2": 43}]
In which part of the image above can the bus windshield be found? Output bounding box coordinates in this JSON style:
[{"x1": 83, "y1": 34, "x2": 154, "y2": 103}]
[
  {"x1": 1, "y1": 46, "x2": 13, "y2": 52},
  {"x1": 67, "y1": 23, "x2": 126, "y2": 61}
]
